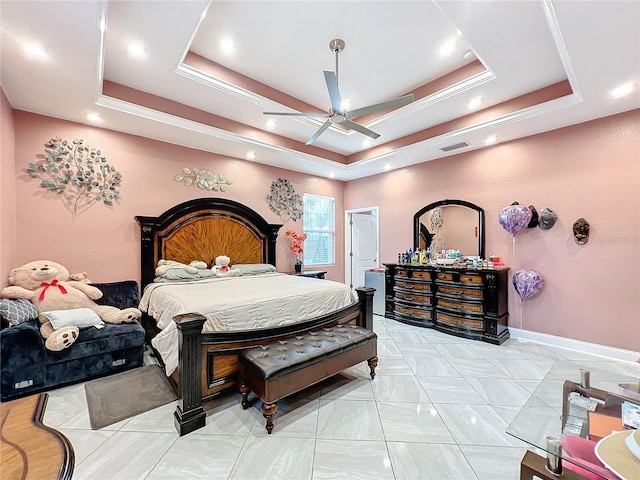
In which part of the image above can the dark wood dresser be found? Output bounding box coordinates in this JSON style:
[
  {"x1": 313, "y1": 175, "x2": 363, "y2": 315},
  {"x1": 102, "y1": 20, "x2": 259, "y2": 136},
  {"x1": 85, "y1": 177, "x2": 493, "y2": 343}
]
[{"x1": 384, "y1": 263, "x2": 510, "y2": 344}]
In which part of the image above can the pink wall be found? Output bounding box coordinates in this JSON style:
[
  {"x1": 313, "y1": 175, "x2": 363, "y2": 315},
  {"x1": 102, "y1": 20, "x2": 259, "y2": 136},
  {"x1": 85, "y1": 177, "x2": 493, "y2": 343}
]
[
  {"x1": 9, "y1": 111, "x2": 345, "y2": 283},
  {"x1": 5, "y1": 105, "x2": 639, "y2": 351},
  {"x1": 345, "y1": 109, "x2": 640, "y2": 351},
  {"x1": 1, "y1": 89, "x2": 17, "y2": 281}
]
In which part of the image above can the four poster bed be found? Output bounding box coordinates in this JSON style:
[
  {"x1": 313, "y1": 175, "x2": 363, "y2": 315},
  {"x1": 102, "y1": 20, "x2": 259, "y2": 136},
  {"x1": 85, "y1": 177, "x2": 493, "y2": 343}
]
[{"x1": 135, "y1": 198, "x2": 374, "y2": 435}]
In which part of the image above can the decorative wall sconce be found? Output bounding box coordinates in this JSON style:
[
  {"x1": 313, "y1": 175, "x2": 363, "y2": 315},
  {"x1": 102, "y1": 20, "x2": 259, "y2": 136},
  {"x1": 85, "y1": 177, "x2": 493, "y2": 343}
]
[
  {"x1": 26, "y1": 137, "x2": 121, "y2": 215},
  {"x1": 175, "y1": 167, "x2": 232, "y2": 191},
  {"x1": 266, "y1": 178, "x2": 303, "y2": 222}
]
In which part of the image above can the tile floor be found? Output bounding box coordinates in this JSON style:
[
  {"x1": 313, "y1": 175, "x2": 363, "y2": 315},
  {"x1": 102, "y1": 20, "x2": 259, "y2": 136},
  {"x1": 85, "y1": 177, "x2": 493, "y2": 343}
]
[{"x1": 41, "y1": 315, "x2": 640, "y2": 480}]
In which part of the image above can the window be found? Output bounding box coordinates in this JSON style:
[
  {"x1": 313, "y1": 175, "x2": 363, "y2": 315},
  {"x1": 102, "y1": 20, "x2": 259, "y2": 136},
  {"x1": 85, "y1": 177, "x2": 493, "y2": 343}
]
[{"x1": 303, "y1": 194, "x2": 335, "y2": 266}]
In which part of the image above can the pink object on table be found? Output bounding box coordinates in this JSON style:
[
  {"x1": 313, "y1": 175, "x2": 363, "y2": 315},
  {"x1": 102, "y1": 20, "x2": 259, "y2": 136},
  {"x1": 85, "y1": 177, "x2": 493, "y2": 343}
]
[{"x1": 562, "y1": 436, "x2": 622, "y2": 480}]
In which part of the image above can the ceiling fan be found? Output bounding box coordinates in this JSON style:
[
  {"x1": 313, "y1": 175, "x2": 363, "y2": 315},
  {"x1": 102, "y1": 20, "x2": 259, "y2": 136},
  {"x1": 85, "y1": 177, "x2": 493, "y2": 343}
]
[{"x1": 264, "y1": 39, "x2": 415, "y2": 146}]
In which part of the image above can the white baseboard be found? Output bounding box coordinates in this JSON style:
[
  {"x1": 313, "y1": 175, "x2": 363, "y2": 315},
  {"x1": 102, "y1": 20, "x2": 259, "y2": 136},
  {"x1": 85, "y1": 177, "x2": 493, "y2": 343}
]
[{"x1": 509, "y1": 328, "x2": 640, "y2": 364}]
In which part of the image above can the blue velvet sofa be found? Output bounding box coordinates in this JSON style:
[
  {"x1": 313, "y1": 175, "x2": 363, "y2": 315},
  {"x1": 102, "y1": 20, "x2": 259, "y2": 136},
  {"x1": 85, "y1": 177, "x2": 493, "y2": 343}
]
[{"x1": 0, "y1": 280, "x2": 146, "y2": 401}]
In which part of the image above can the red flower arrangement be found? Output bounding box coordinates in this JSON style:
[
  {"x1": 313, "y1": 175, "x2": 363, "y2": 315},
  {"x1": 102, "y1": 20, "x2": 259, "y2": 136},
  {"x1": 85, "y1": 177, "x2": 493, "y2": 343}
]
[{"x1": 285, "y1": 229, "x2": 307, "y2": 264}]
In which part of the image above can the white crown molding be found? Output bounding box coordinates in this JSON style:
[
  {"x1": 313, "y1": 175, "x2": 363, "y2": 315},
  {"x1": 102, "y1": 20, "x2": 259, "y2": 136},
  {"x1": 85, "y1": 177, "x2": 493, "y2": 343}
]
[{"x1": 542, "y1": 0, "x2": 582, "y2": 100}]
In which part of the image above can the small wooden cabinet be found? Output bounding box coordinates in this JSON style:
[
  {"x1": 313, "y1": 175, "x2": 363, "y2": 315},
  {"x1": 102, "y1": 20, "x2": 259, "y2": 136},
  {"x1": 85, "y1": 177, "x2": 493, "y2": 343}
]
[{"x1": 384, "y1": 263, "x2": 510, "y2": 344}]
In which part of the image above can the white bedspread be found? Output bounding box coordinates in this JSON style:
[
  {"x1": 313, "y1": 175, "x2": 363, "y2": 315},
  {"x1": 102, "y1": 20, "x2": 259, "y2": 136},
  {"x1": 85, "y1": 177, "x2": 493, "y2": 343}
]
[{"x1": 139, "y1": 273, "x2": 357, "y2": 375}]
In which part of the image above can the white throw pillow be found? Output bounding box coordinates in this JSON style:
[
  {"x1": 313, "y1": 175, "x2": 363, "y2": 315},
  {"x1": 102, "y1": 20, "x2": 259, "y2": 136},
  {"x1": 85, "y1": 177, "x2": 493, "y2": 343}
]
[{"x1": 42, "y1": 308, "x2": 105, "y2": 330}]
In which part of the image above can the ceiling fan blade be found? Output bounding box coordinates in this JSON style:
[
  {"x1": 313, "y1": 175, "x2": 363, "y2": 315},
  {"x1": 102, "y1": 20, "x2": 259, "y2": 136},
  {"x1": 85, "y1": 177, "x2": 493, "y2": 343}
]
[
  {"x1": 341, "y1": 119, "x2": 380, "y2": 140},
  {"x1": 323, "y1": 70, "x2": 343, "y2": 113},
  {"x1": 263, "y1": 111, "x2": 330, "y2": 117},
  {"x1": 347, "y1": 94, "x2": 415, "y2": 119},
  {"x1": 305, "y1": 119, "x2": 332, "y2": 145}
]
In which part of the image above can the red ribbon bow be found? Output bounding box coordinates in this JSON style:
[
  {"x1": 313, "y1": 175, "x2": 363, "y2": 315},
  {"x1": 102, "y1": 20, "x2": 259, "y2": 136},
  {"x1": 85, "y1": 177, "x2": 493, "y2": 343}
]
[{"x1": 39, "y1": 279, "x2": 67, "y2": 301}]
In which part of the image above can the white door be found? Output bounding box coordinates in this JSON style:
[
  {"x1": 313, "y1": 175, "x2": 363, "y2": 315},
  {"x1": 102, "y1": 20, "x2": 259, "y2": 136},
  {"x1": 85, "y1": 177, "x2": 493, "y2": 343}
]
[{"x1": 350, "y1": 212, "x2": 378, "y2": 288}]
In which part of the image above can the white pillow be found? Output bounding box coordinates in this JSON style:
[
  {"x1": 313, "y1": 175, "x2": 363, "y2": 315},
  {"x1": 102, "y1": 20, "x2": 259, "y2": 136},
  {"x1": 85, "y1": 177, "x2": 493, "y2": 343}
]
[
  {"x1": 231, "y1": 264, "x2": 276, "y2": 276},
  {"x1": 42, "y1": 308, "x2": 105, "y2": 330}
]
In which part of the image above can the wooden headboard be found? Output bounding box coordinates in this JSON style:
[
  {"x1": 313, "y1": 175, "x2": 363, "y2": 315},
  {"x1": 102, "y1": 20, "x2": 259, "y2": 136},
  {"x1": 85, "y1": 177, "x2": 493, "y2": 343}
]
[{"x1": 135, "y1": 198, "x2": 282, "y2": 290}]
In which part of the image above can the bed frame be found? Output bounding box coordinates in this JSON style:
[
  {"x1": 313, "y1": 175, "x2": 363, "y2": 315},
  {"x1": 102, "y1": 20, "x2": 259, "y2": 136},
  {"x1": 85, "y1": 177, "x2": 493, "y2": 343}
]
[{"x1": 135, "y1": 198, "x2": 374, "y2": 436}]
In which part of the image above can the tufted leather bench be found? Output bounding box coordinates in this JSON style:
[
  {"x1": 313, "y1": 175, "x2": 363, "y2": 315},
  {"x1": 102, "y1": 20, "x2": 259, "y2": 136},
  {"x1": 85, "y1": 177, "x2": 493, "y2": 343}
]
[{"x1": 238, "y1": 324, "x2": 378, "y2": 434}]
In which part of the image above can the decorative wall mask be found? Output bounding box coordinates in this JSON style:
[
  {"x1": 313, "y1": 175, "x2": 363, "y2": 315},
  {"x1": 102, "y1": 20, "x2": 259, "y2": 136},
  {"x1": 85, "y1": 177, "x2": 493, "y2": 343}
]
[
  {"x1": 538, "y1": 208, "x2": 558, "y2": 230},
  {"x1": 175, "y1": 168, "x2": 232, "y2": 191},
  {"x1": 266, "y1": 178, "x2": 303, "y2": 222},
  {"x1": 527, "y1": 205, "x2": 539, "y2": 228},
  {"x1": 573, "y1": 218, "x2": 590, "y2": 245},
  {"x1": 26, "y1": 137, "x2": 121, "y2": 215}
]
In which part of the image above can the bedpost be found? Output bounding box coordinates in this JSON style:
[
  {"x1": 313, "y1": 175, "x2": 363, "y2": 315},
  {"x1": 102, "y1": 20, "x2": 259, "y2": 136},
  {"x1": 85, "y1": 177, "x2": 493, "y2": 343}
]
[
  {"x1": 134, "y1": 215, "x2": 159, "y2": 290},
  {"x1": 173, "y1": 313, "x2": 207, "y2": 436},
  {"x1": 268, "y1": 224, "x2": 282, "y2": 267},
  {"x1": 355, "y1": 287, "x2": 375, "y2": 330}
]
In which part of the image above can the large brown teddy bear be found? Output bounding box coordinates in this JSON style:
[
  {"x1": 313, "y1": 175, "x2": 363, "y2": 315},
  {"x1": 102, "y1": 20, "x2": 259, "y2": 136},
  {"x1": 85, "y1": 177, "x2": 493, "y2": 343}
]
[{"x1": 0, "y1": 260, "x2": 141, "y2": 351}]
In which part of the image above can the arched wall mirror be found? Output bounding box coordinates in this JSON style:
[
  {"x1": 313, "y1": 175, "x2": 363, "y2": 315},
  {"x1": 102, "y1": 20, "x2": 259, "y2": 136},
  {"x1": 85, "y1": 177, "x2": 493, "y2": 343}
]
[{"x1": 413, "y1": 199, "x2": 485, "y2": 258}]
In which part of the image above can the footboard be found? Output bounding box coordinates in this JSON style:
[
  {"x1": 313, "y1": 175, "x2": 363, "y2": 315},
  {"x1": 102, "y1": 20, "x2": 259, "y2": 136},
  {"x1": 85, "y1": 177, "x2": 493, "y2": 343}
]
[{"x1": 172, "y1": 287, "x2": 375, "y2": 436}]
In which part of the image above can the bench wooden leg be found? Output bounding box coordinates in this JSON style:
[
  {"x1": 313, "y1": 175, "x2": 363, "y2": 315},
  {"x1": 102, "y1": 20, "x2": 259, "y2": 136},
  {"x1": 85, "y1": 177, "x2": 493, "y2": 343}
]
[
  {"x1": 368, "y1": 356, "x2": 379, "y2": 379},
  {"x1": 262, "y1": 402, "x2": 278, "y2": 434},
  {"x1": 239, "y1": 381, "x2": 251, "y2": 410}
]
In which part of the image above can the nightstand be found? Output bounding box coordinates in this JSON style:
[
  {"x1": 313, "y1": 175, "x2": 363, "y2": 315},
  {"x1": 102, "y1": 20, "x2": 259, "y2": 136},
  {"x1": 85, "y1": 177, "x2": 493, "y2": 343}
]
[{"x1": 292, "y1": 270, "x2": 327, "y2": 279}]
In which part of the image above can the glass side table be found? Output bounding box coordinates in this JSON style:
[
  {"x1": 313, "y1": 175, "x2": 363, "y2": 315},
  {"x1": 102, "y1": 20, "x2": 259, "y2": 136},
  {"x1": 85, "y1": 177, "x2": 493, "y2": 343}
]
[{"x1": 506, "y1": 360, "x2": 640, "y2": 480}]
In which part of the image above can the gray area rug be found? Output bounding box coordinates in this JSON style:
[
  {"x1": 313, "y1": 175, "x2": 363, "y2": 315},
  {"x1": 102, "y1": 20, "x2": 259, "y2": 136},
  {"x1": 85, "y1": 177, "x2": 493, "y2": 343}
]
[{"x1": 85, "y1": 364, "x2": 177, "y2": 429}]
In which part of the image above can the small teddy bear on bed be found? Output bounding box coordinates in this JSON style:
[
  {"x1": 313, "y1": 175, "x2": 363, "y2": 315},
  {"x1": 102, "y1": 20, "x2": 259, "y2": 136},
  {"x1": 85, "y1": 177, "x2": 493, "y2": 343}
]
[{"x1": 212, "y1": 255, "x2": 241, "y2": 278}]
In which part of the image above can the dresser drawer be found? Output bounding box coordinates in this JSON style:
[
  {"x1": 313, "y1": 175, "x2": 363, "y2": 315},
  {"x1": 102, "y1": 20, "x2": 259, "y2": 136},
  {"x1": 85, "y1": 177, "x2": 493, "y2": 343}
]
[
  {"x1": 437, "y1": 298, "x2": 484, "y2": 315},
  {"x1": 460, "y1": 274, "x2": 483, "y2": 285},
  {"x1": 410, "y1": 270, "x2": 432, "y2": 280},
  {"x1": 394, "y1": 290, "x2": 432, "y2": 305},
  {"x1": 395, "y1": 280, "x2": 431, "y2": 293},
  {"x1": 436, "y1": 311, "x2": 484, "y2": 331},
  {"x1": 395, "y1": 304, "x2": 432, "y2": 320},
  {"x1": 437, "y1": 285, "x2": 483, "y2": 300},
  {"x1": 395, "y1": 269, "x2": 408, "y2": 278}
]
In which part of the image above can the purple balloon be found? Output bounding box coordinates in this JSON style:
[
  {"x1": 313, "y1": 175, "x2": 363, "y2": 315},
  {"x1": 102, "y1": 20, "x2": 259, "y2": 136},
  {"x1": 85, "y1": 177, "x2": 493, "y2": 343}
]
[
  {"x1": 498, "y1": 205, "x2": 532, "y2": 237},
  {"x1": 512, "y1": 269, "x2": 544, "y2": 301}
]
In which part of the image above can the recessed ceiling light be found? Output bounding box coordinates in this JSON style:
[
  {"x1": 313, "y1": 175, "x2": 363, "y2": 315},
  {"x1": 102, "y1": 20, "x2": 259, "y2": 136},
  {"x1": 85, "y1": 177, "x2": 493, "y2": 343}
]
[
  {"x1": 328, "y1": 172, "x2": 336, "y2": 178},
  {"x1": 265, "y1": 119, "x2": 276, "y2": 130},
  {"x1": 23, "y1": 42, "x2": 49, "y2": 60},
  {"x1": 220, "y1": 37, "x2": 236, "y2": 56},
  {"x1": 86, "y1": 113, "x2": 102, "y2": 123},
  {"x1": 611, "y1": 81, "x2": 635, "y2": 99},
  {"x1": 468, "y1": 96, "x2": 482, "y2": 110},
  {"x1": 341, "y1": 99, "x2": 351, "y2": 110},
  {"x1": 127, "y1": 42, "x2": 147, "y2": 59},
  {"x1": 463, "y1": 50, "x2": 475, "y2": 61},
  {"x1": 439, "y1": 39, "x2": 456, "y2": 57},
  {"x1": 245, "y1": 151, "x2": 256, "y2": 160},
  {"x1": 485, "y1": 135, "x2": 497, "y2": 145},
  {"x1": 361, "y1": 139, "x2": 372, "y2": 148},
  {"x1": 383, "y1": 163, "x2": 392, "y2": 171}
]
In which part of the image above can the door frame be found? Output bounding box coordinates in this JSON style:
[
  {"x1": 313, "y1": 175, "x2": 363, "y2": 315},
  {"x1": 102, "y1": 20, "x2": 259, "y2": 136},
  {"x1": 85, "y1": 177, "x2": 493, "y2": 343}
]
[{"x1": 344, "y1": 206, "x2": 380, "y2": 288}]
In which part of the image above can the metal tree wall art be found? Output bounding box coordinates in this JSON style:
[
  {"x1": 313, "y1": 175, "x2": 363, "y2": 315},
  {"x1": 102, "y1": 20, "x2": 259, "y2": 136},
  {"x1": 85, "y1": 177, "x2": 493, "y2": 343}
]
[
  {"x1": 26, "y1": 137, "x2": 121, "y2": 215},
  {"x1": 266, "y1": 178, "x2": 303, "y2": 222},
  {"x1": 175, "y1": 167, "x2": 232, "y2": 191}
]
